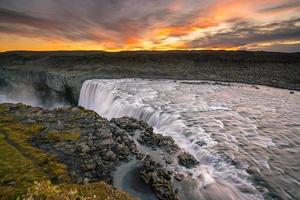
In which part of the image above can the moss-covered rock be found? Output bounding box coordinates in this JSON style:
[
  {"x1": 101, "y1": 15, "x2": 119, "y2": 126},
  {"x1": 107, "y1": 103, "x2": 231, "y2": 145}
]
[
  {"x1": 0, "y1": 103, "x2": 136, "y2": 200},
  {"x1": 22, "y1": 180, "x2": 135, "y2": 200},
  {"x1": 0, "y1": 103, "x2": 186, "y2": 200}
]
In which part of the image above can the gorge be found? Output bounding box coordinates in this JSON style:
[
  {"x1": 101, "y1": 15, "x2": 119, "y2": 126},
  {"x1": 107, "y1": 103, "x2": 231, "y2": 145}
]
[{"x1": 0, "y1": 51, "x2": 299, "y2": 200}]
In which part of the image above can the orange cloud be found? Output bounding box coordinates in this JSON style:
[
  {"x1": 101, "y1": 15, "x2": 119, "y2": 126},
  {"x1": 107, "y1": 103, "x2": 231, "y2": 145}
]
[{"x1": 0, "y1": 0, "x2": 299, "y2": 52}]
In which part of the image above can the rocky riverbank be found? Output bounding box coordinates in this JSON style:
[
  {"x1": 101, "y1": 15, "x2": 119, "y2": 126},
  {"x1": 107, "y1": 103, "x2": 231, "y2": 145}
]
[
  {"x1": 0, "y1": 51, "x2": 299, "y2": 105},
  {"x1": 0, "y1": 103, "x2": 201, "y2": 200}
]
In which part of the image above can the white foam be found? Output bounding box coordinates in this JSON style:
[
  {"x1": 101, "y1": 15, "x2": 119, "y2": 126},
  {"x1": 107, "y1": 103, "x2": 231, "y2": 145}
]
[{"x1": 79, "y1": 79, "x2": 275, "y2": 200}]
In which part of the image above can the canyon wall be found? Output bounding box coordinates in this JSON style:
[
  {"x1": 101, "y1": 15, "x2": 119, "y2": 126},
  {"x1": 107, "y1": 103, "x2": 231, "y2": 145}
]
[{"x1": 1, "y1": 50, "x2": 299, "y2": 104}]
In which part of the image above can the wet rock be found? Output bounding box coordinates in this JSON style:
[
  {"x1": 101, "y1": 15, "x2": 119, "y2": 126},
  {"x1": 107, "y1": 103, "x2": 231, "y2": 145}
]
[
  {"x1": 105, "y1": 151, "x2": 116, "y2": 161},
  {"x1": 112, "y1": 116, "x2": 178, "y2": 154},
  {"x1": 178, "y1": 152, "x2": 199, "y2": 168},
  {"x1": 117, "y1": 143, "x2": 131, "y2": 160},
  {"x1": 251, "y1": 85, "x2": 259, "y2": 89},
  {"x1": 111, "y1": 117, "x2": 148, "y2": 132},
  {"x1": 139, "y1": 157, "x2": 179, "y2": 200},
  {"x1": 163, "y1": 157, "x2": 172, "y2": 164},
  {"x1": 136, "y1": 152, "x2": 146, "y2": 160},
  {"x1": 196, "y1": 141, "x2": 206, "y2": 147},
  {"x1": 174, "y1": 173, "x2": 185, "y2": 181},
  {"x1": 137, "y1": 126, "x2": 179, "y2": 153}
]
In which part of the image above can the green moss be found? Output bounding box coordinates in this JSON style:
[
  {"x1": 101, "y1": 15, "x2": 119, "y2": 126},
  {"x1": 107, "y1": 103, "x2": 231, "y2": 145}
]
[
  {"x1": 0, "y1": 134, "x2": 45, "y2": 200},
  {"x1": 22, "y1": 180, "x2": 136, "y2": 200},
  {"x1": 69, "y1": 181, "x2": 136, "y2": 200},
  {"x1": 0, "y1": 104, "x2": 8, "y2": 113},
  {"x1": 0, "y1": 115, "x2": 17, "y2": 123},
  {"x1": 0, "y1": 103, "x2": 135, "y2": 200},
  {"x1": 46, "y1": 131, "x2": 81, "y2": 143},
  {"x1": 0, "y1": 123, "x2": 70, "y2": 183},
  {"x1": 0, "y1": 110, "x2": 70, "y2": 199}
]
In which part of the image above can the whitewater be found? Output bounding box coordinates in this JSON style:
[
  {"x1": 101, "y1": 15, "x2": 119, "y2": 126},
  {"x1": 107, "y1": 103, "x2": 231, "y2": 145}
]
[{"x1": 79, "y1": 79, "x2": 300, "y2": 200}]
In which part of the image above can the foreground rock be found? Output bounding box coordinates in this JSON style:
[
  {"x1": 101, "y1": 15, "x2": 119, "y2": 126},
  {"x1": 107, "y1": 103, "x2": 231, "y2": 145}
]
[
  {"x1": 0, "y1": 103, "x2": 135, "y2": 200},
  {"x1": 27, "y1": 107, "x2": 138, "y2": 184},
  {"x1": 0, "y1": 103, "x2": 185, "y2": 200},
  {"x1": 112, "y1": 117, "x2": 179, "y2": 153},
  {"x1": 139, "y1": 156, "x2": 179, "y2": 200},
  {"x1": 178, "y1": 152, "x2": 199, "y2": 168}
]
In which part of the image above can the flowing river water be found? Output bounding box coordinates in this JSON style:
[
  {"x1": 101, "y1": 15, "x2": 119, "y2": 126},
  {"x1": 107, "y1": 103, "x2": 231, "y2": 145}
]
[{"x1": 78, "y1": 79, "x2": 300, "y2": 200}]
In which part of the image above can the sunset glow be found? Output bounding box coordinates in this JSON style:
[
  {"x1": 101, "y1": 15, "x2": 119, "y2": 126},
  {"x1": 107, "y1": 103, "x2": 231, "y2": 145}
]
[{"x1": 0, "y1": 0, "x2": 299, "y2": 52}]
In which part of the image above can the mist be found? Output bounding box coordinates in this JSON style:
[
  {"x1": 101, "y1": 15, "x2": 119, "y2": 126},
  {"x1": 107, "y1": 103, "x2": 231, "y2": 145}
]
[{"x1": 0, "y1": 82, "x2": 69, "y2": 109}]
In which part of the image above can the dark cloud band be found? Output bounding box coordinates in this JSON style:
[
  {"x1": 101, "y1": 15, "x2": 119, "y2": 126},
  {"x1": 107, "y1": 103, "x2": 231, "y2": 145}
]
[{"x1": 0, "y1": 0, "x2": 299, "y2": 52}]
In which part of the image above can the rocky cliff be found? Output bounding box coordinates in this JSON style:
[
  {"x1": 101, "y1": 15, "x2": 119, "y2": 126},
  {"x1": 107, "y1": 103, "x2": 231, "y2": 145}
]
[
  {"x1": 1, "y1": 50, "x2": 299, "y2": 105},
  {"x1": 1, "y1": 103, "x2": 199, "y2": 200},
  {"x1": 0, "y1": 103, "x2": 135, "y2": 200}
]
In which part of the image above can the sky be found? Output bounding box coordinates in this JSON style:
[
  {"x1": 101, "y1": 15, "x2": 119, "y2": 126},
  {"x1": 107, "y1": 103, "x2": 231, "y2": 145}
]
[{"x1": 0, "y1": 0, "x2": 300, "y2": 52}]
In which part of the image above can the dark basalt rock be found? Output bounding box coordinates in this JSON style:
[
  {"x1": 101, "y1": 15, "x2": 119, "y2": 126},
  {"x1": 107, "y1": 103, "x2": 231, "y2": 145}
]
[
  {"x1": 3, "y1": 103, "x2": 182, "y2": 200},
  {"x1": 178, "y1": 152, "x2": 199, "y2": 169},
  {"x1": 111, "y1": 117, "x2": 149, "y2": 132},
  {"x1": 139, "y1": 156, "x2": 179, "y2": 200},
  {"x1": 138, "y1": 129, "x2": 179, "y2": 153},
  {"x1": 112, "y1": 117, "x2": 179, "y2": 153},
  {"x1": 17, "y1": 106, "x2": 139, "y2": 184}
]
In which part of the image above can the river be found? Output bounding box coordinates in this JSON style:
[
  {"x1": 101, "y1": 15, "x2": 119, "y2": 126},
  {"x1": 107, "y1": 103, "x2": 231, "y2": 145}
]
[{"x1": 79, "y1": 79, "x2": 300, "y2": 200}]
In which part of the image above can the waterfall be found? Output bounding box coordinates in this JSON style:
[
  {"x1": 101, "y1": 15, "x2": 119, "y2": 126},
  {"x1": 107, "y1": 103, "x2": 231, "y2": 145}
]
[
  {"x1": 79, "y1": 80, "x2": 193, "y2": 151},
  {"x1": 79, "y1": 79, "x2": 263, "y2": 200}
]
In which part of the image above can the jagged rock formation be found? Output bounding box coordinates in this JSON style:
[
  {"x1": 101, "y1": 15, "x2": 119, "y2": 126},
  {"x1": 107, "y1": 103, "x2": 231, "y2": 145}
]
[{"x1": 0, "y1": 103, "x2": 187, "y2": 200}]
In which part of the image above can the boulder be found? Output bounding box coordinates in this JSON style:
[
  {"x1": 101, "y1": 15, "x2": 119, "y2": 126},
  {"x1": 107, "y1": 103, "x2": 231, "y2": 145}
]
[
  {"x1": 178, "y1": 152, "x2": 199, "y2": 168},
  {"x1": 139, "y1": 156, "x2": 179, "y2": 200}
]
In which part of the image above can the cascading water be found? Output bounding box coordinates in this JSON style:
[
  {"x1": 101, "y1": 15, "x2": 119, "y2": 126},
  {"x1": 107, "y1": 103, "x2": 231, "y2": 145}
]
[{"x1": 79, "y1": 79, "x2": 300, "y2": 200}]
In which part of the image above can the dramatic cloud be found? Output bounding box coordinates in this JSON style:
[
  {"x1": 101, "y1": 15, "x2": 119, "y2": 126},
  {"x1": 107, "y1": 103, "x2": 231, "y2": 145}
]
[
  {"x1": 188, "y1": 18, "x2": 300, "y2": 50},
  {"x1": 259, "y1": 1, "x2": 300, "y2": 12},
  {"x1": 0, "y1": 0, "x2": 299, "y2": 52}
]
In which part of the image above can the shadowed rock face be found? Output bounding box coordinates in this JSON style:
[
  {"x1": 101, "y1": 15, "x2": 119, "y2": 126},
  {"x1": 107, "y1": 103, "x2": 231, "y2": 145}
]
[{"x1": 0, "y1": 50, "x2": 300, "y2": 105}]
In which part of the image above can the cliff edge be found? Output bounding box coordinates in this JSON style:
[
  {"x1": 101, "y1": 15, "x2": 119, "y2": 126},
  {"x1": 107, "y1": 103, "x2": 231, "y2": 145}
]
[{"x1": 0, "y1": 50, "x2": 299, "y2": 104}]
